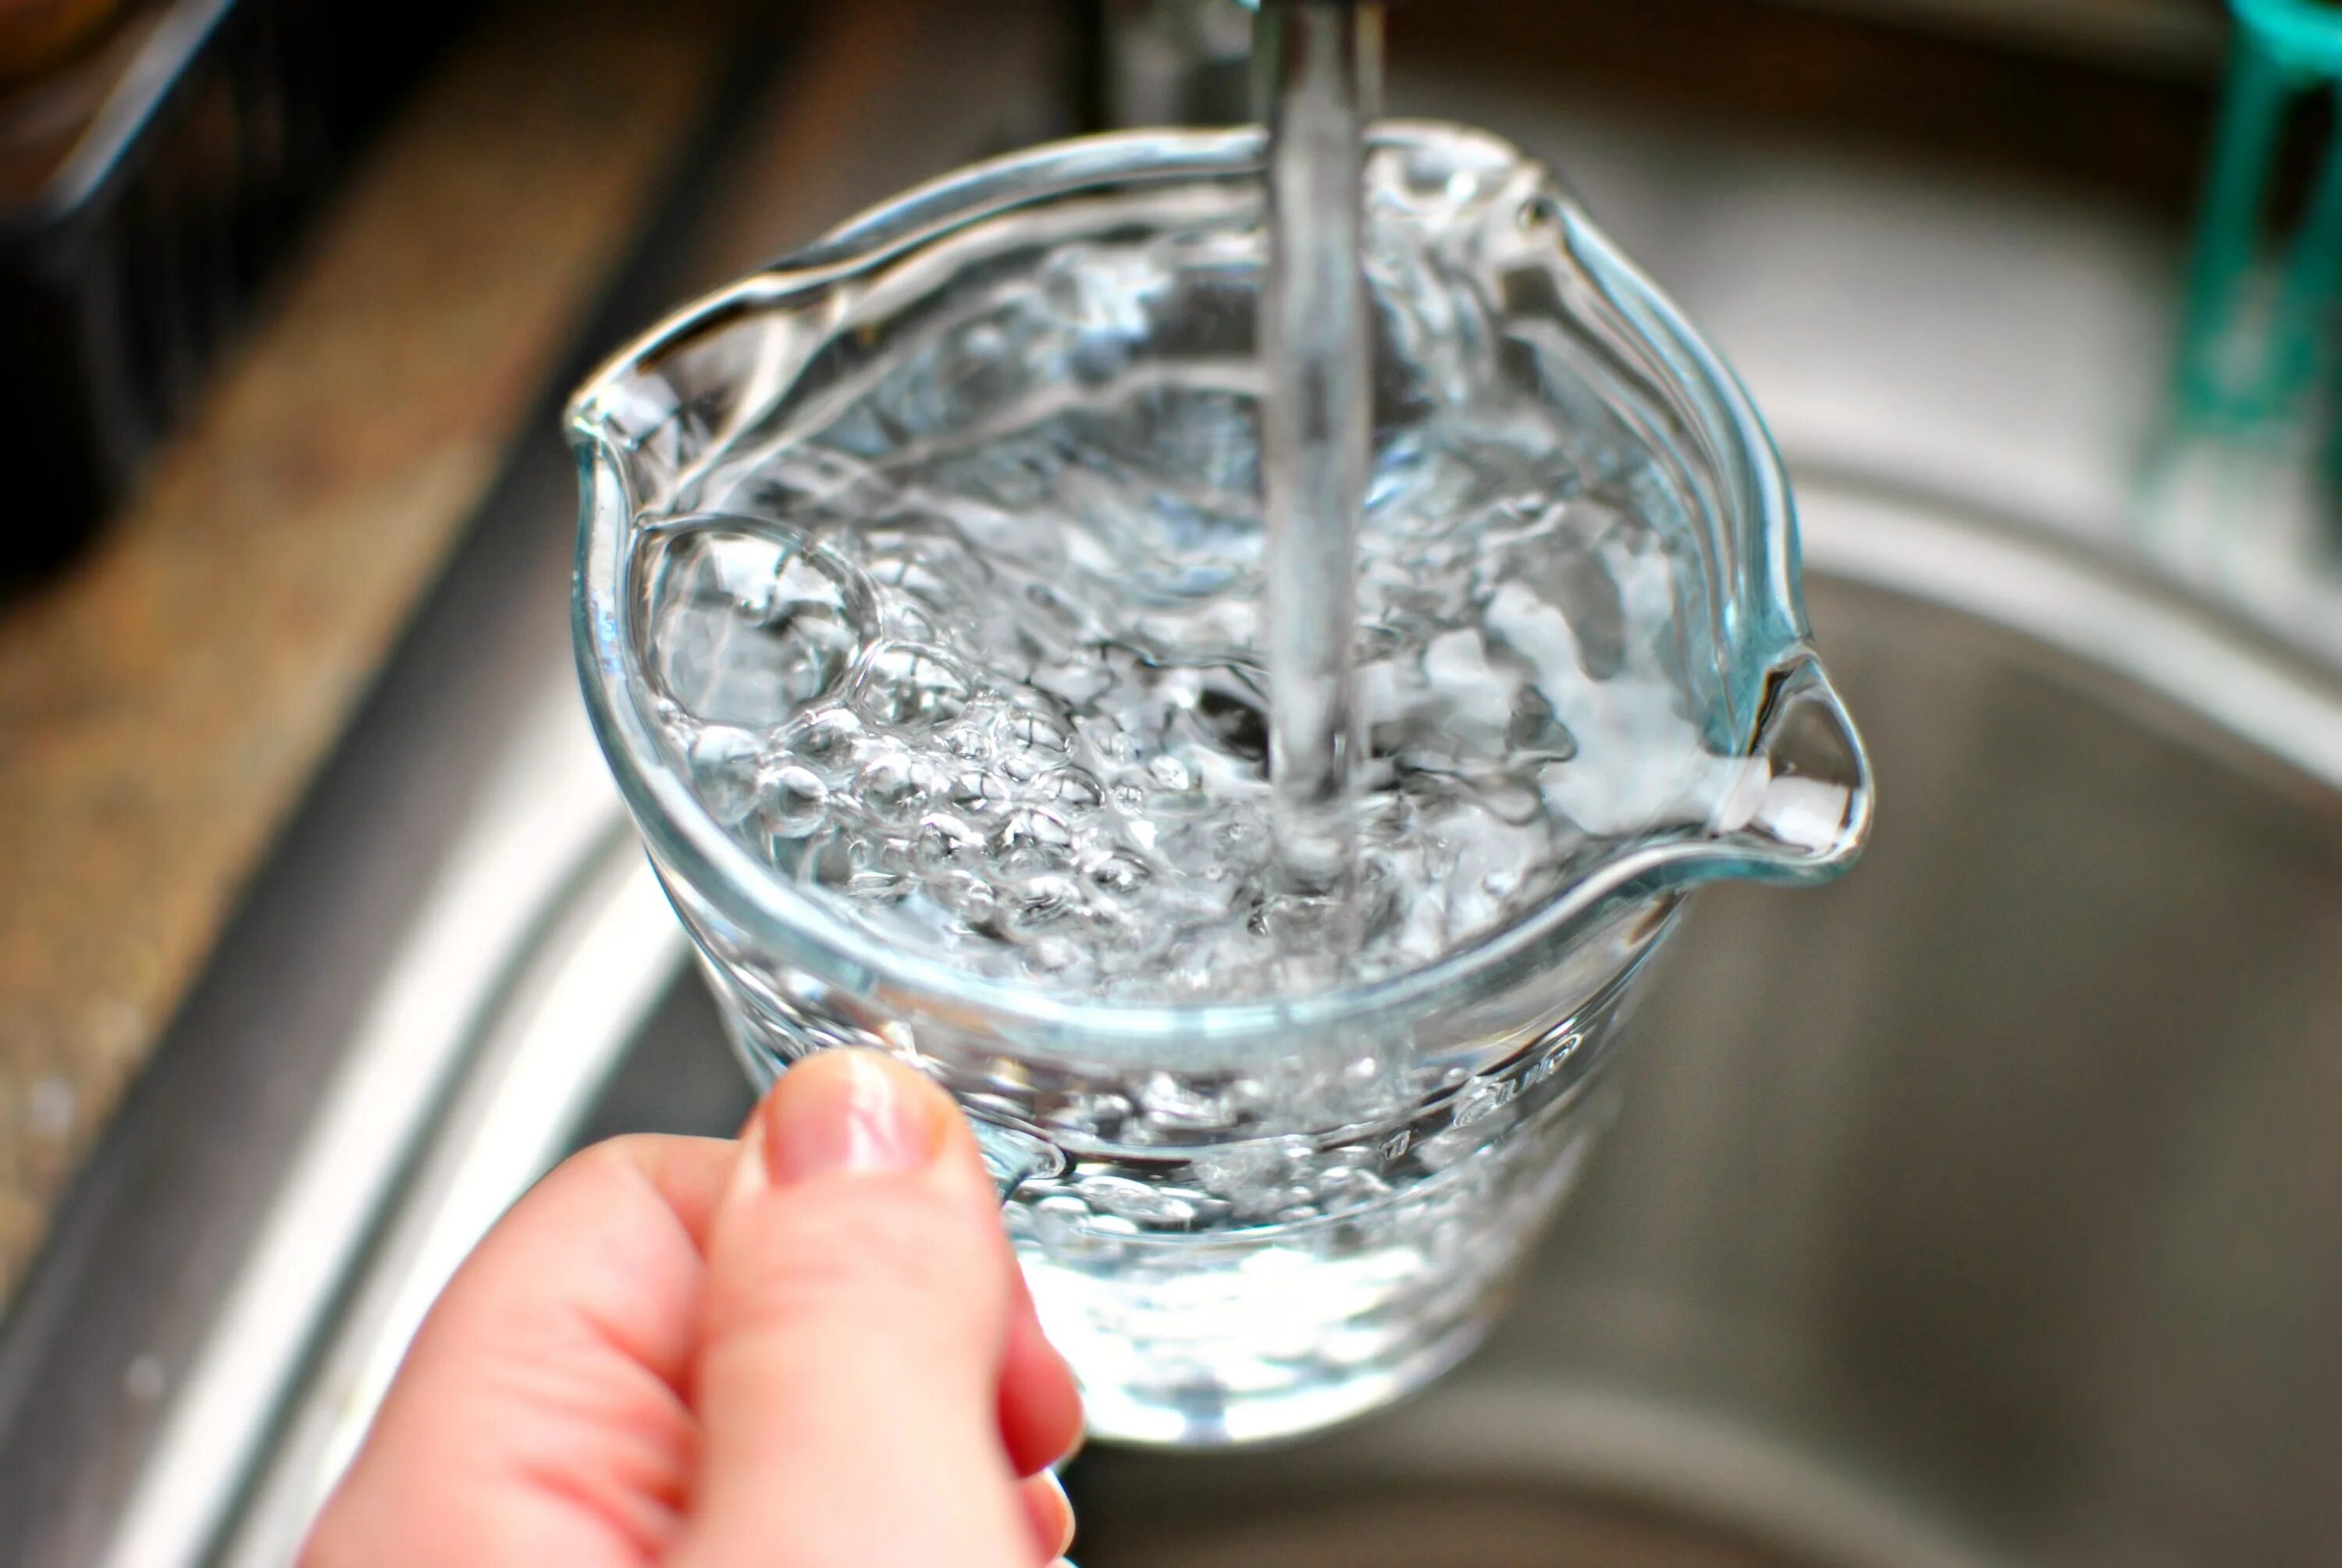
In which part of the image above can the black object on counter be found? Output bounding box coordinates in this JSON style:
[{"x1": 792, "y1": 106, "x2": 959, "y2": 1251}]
[{"x1": 0, "y1": 0, "x2": 475, "y2": 574}]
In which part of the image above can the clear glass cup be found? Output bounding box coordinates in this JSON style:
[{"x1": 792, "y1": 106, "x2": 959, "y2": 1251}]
[{"x1": 570, "y1": 124, "x2": 1871, "y2": 1445}]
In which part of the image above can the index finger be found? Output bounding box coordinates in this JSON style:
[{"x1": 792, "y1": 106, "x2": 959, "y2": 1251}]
[{"x1": 306, "y1": 1133, "x2": 735, "y2": 1566}]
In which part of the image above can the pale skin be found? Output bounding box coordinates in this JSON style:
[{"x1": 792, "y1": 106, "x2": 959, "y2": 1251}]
[{"x1": 304, "y1": 1050, "x2": 1084, "y2": 1566}]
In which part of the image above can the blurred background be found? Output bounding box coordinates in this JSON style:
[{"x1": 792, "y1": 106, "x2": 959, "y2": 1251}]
[{"x1": 4, "y1": 1, "x2": 2341, "y2": 1564}]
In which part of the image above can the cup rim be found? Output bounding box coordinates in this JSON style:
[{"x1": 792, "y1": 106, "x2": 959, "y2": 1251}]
[{"x1": 569, "y1": 123, "x2": 1852, "y2": 1053}]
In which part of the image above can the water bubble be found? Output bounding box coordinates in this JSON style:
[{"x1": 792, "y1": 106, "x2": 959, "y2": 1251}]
[
  {"x1": 1191, "y1": 1141, "x2": 1291, "y2": 1200},
  {"x1": 1146, "y1": 755, "x2": 1194, "y2": 791},
  {"x1": 855, "y1": 748, "x2": 925, "y2": 820},
  {"x1": 1038, "y1": 766, "x2": 1105, "y2": 816},
  {"x1": 760, "y1": 763, "x2": 830, "y2": 838},
  {"x1": 1137, "y1": 1072, "x2": 1229, "y2": 1131},
  {"x1": 797, "y1": 829, "x2": 854, "y2": 891},
  {"x1": 784, "y1": 707, "x2": 866, "y2": 780},
  {"x1": 1044, "y1": 1090, "x2": 1134, "y2": 1139},
  {"x1": 1450, "y1": 1075, "x2": 1516, "y2": 1128},
  {"x1": 1078, "y1": 718, "x2": 1135, "y2": 764},
  {"x1": 933, "y1": 869, "x2": 1001, "y2": 930},
  {"x1": 1209, "y1": 815, "x2": 1269, "y2": 865},
  {"x1": 847, "y1": 867, "x2": 909, "y2": 904},
  {"x1": 1193, "y1": 685, "x2": 1269, "y2": 766},
  {"x1": 1029, "y1": 1194, "x2": 1094, "y2": 1250},
  {"x1": 1006, "y1": 873, "x2": 1084, "y2": 933},
  {"x1": 1084, "y1": 848, "x2": 1152, "y2": 896},
  {"x1": 642, "y1": 520, "x2": 873, "y2": 727},
  {"x1": 682, "y1": 724, "x2": 763, "y2": 827},
  {"x1": 999, "y1": 707, "x2": 1075, "y2": 756},
  {"x1": 1025, "y1": 936, "x2": 1082, "y2": 974},
  {"x1": 854, "y1": 643, "x2": 975, "y2": 728},
  {"x1": 1524, "y1": 1029, "x2": 1583, "y2": 1086},
  {"x1": 1074, "y1": 1173, "x2": 1201, "y2": 1228},
  {"x1": 1313, "y1": 1164, "x2": 1392, "y2": 1209},
  {"x1": 938, "y1": 720, "x2": 993, "y2": 760},
  {"x1": 886, "y1": 601, "x2": 939, "y2": 643},
  {"x1": 992, "y1": 805, "x2": 1076, "y2": 874},
  {"x1": 1507, "y1": 685, "x2": 1576, "y2": 758},
  {"x1": 913, "y1": 812, "x2": 985, "y2": 869},
  {"x1": 635, "y1": 194, "x2": 1721, "y2": 1008},
  {"x1": 946, "y1": 768, "x2": 1015, "y2": 820}
]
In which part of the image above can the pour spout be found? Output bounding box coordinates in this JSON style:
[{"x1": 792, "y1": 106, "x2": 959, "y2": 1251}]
[{"x1": 1709, "y1": 654, "x2": 1874, "y2": 882}]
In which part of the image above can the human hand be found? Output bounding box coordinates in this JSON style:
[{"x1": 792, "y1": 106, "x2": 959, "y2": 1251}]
[{"x1": 304, "y1": 1050, "x2": 1084, "y2": 1566}]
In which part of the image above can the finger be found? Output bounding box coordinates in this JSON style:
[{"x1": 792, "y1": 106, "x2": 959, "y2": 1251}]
[
  {"x1": 305, "y1": 1134, "x2": 735, "y2": 1567},
  {"x1": 1020, "y1": 1470, "x2": 1076, "y2": 1562},
  {"x1": 744, "y1": 1083, "x2": 1081, "y2": 1474},
  {"x1": 669, "y1": 1050, "x2": 1039, "y2": 1568},
  {"x1": 999, "y1": 1264, "x2": 1084, "y2": 1475}
]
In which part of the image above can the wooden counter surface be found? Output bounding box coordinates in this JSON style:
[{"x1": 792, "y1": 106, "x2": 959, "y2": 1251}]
[{"x1": 0, "y1": 0, "x2": 729, "y2": 1297}]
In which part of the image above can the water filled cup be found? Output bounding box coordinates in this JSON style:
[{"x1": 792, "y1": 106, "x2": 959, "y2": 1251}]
[{"x1": 570, "y1": 125, "x2": 1870, "y2": 1445}]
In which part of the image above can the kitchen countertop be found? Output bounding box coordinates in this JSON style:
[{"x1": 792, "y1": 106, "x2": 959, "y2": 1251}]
[{"x1": 0, "y1": 0, "x2": 733, "y2": 1299}]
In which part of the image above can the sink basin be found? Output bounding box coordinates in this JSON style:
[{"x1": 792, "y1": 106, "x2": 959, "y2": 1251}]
[
  {"x1": 5, "y1": 5, "x2": 2340, "y2": 1564},
  {"x1": 1064, "y1": 525, "x2": 2342, "y2": 1566},
  {"x1": 181, "y1": 478, "x2": 2342, "y2": 1568}
]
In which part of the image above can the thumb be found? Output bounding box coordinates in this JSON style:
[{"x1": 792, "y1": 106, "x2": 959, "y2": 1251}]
[{"x1": 670, "y1": 1050, "x2": 1040, "y2": 1568}]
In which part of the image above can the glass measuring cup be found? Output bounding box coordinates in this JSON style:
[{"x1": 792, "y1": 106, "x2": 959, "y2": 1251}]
[{"x1": 570, "y1": 125, "x2": 1870, "y2": 1445}]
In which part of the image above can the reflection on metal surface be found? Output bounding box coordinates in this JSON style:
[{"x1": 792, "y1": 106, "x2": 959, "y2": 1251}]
[
  {"x1": 1800, "y1": 476, "x2": 2342, "y2": 792},
  {"x1": 171, "y1": 482, "x2": 2342, "y2": 1566},
  {"x1": 218, "y1": 843, "x2": 685, "y2": 1566},
  {"x1": 1072, "y1": 492, "x2": 2342, "y2": 1565},
  {"x1": 97, "y1": 698, "x2": 627, "y2": 1568},
  {"x1": 1076, "y1": 1383, "x2": 1996, "y2": 1566}
]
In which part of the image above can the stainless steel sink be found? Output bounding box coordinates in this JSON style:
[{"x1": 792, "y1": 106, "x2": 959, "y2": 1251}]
[
  {"x1": 1066, "y1": 525, "x2": 2342, "y2": 1567},
  {"x1": 8, "y1": 5, "x2": 2342, "y2": 1564}
]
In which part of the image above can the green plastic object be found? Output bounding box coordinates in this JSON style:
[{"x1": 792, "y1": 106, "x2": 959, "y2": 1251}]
[{"x1": 2178, "y1": 0, "x2": 2342, "y2": 429}]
